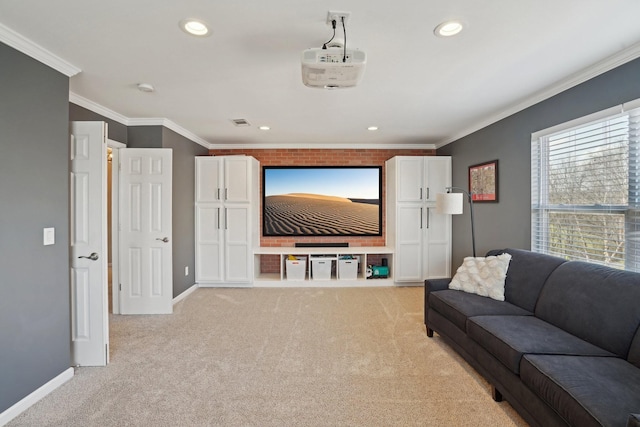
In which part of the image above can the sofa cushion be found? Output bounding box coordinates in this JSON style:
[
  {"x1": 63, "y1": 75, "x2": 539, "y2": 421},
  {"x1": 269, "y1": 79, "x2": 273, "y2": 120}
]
[
  {"x1": 467, "y1": 315, "x2": 615, "y2": 374},
  {"x1": 535, "y1": 261, "x2": 640, "y2": 359},
  {"x1": 521, "y1": 354, "x2": 640, "y2": 427},
  {"x1": 428, "y1": 289, "x2": 531, "y2": 333},
  {"x1": 448, "y1": 254, "x2": 512, "y2": 301},
  {"x1": 488, "y1": 248, "x2": 566, "y2": 312}
]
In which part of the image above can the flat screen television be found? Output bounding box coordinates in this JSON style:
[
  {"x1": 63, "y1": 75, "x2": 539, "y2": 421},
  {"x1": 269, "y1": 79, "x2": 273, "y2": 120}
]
[{"x1": 262, "y1": 166, "x2": 382, "y2": 237}]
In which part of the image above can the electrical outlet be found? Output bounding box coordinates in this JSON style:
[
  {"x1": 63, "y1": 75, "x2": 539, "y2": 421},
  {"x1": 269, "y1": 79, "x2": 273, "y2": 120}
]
[
  {"x1": 327, "y1": 10, "x2": 351, "y2": 26},
  {"x1": 185, "y1": 266, "x2": 189, "y2": 276}
]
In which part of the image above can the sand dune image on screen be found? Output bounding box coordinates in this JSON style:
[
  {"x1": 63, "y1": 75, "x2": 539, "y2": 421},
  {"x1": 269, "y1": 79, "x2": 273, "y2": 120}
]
[{"x1": 264, "y1": 193, "x2": 379, "y2": 235}]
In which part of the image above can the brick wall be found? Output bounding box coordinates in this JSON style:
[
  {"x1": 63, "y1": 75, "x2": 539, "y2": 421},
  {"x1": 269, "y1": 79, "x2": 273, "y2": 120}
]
[{"x1": 209, "y1": 148, "x2": 434, "y2": 248}]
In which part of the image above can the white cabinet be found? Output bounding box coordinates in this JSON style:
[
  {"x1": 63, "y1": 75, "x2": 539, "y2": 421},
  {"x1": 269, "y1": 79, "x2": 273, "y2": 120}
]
[
  {"x1": 195, "y1": 156, "x2": 259, "y2": 286},
  {"x1": 386, "y1": 156, "x2": 452, "y2": 283}
]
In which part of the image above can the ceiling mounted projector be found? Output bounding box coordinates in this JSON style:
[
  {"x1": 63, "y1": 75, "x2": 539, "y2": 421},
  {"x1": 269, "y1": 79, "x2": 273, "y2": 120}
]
[{"x1": 301, "y1": 47, "x2": 366, "y2": 89}]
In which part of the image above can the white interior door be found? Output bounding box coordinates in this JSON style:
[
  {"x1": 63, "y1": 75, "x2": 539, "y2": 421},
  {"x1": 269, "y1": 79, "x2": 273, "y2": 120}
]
[
  {"x1": 119, "y1": 149, "x2": 173, "y2": 314},
  {"x1": 70, "y1": 121, "x2": 109, "y2": 366}
]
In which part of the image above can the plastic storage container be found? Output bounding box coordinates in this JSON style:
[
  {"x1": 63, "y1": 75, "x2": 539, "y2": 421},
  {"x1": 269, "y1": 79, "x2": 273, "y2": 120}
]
[
  {"x1": 311, "y1": 257, "x2": 333, "y2": 280},
  {"x1": 285, "y1": 256, "x2": 307, "y2": 280},
  {"x1": 338, "y1": 258, "x2": 359, "y2": 280}
]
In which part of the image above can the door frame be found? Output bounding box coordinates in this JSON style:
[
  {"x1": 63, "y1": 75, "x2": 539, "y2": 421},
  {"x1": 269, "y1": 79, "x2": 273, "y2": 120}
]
[{"x1": 107, "y1": 139, "x2": 125, "y2": 314}]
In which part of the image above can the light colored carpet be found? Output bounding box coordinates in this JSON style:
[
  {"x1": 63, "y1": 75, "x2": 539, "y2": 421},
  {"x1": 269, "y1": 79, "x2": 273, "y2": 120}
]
[{"x1": 9, "y1": 287, "x2": 528, "y2": 426}]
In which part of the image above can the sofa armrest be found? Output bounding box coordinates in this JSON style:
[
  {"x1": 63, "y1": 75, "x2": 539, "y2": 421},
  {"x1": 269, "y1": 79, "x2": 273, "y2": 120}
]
[
  {"x1": 424, "y1": 278, "x2": 452, "y2": 337},
  {"x1": 425, "y1": 278, "x2": 451, "y2": 295},
  {"x1": 627, "y1": 413, "x2": 640, "y2": 427}
]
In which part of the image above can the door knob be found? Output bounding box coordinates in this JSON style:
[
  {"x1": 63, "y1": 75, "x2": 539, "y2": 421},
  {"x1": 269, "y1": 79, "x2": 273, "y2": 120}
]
[
  {"x1": 156, "y1": 237, "x2": 169, "y2": 243},
  {"x1": 78, "y1": 252, "x2": 99, "y2": 261}
]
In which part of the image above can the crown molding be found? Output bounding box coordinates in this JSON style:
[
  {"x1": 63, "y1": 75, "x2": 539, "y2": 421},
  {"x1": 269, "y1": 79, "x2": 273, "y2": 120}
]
[
  {"x1": 434, "y1": 41, "x2": 640, "y2": 149},
  {"x1": 69, "y1": 92, "x2": 129, "y2": 125},
  {"x1": 159, "y1": 119, "x2": 211, "y2": 149},
  {"x1": 69, "y1": 94, "x2": 209, "y2": 148},
  {"x1": 126, "y1": 117, "x2": 165, "y2": 126},
  {"x1": 208, "y1": 142, "x2": 437, "y2": 150},
  {"x1": 0, "y1": 23, "x2": 80, "y2": 77},
  {"x1": 127, "y1": 118, "x2": 210, "y2": 148}
]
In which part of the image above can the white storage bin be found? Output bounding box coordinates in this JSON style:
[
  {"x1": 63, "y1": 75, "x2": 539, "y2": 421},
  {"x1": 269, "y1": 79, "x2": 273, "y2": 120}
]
[
  {"x1": 311, "y1": 257, "x2": 333, "y2": 280},
  {"x1": 285, "y1": 257, "x2": 307, "y2": 281},
  {"x1": 338, "y1": 258, "x2": 359, "y2": 280}
]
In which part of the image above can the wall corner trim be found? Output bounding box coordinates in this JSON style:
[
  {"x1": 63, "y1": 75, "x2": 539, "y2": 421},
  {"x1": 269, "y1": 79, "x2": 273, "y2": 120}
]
[
  {"x1": 0, "y1": 23, "x2": 81, "y2": 77},
  {"x1": 0, "y1": 367, "x2": 74, "y2": 426}
]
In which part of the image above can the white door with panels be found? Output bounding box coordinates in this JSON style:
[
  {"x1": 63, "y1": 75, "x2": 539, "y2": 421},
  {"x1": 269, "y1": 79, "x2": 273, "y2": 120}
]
[
  {"x1": 119, "y1": 149, "x2": 173, "y2": 314},
  {"x1": 386, "y1": 156, "x2": 452, "y2": 283},
  {"x1": 70, "y1": 121, "x2": 109, "y2": 366}
]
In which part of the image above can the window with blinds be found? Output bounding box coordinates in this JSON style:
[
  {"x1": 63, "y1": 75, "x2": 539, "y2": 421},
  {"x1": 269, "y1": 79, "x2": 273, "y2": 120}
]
[{"x1": 531, "y1": 101, "x2": 640, "y2": 271}]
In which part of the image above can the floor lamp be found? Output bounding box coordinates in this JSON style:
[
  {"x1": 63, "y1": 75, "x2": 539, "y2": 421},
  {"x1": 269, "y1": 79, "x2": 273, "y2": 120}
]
[{"x1": 435, "y1": 187, "x2": 476, "y2": 257}]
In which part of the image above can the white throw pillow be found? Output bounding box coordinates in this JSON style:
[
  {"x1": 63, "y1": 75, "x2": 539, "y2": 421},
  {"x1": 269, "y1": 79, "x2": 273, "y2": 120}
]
[{"x1": 448, "y1": 253, "x2": 512, "y2": 301}]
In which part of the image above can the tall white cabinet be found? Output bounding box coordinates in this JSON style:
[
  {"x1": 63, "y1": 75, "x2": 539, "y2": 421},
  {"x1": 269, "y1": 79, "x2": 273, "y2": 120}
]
[
  {"x1": 195, "y1": 156, "x2": 259, "y2": 286},
  {"x1": 386, "y1": 156, "x2": 452, "y2": 284}
]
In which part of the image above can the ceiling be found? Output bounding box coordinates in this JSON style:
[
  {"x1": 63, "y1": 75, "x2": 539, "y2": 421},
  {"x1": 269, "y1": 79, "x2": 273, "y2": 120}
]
[{"x1": 2, "y1": 1, "x2": 640, "y2": 149}]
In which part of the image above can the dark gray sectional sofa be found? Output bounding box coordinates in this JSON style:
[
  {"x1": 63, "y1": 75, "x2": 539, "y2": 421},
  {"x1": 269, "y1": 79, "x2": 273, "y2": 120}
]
[{"x1": 424, "y1": 248, "x2": 640, "y2": 427}]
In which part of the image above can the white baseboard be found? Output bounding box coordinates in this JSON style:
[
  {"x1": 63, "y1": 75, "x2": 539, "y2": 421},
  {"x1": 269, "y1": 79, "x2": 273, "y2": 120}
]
[
  {"x1": 173, "y1": 284, "x2": 197, "y2": 305},
  {"x1": 0, "y1": 367, "x2": 74, "y2": 426}
]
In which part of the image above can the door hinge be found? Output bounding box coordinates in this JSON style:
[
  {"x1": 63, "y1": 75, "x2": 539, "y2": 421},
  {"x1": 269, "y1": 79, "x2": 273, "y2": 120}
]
[{"x1": 119, "y1": 283, "x2": 122, "y2": 291}]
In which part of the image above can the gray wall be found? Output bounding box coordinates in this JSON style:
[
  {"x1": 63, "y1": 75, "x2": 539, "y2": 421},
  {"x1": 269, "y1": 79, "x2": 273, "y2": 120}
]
[
  {"x1": 0, "y1": 43, "x2": 71, "y2": 413},
  {"x1": 162, "y1": 128, "x2": 209, "y2": 296},
  {"x1": 438, "y1": 57, "x2": 640, "y2": 269},
  {"x1": 127, "y1": 126, "x2": 162, "y2": 149},
  {"x1": 69, "y1": 103, "x2": 128, "y2": 144}
]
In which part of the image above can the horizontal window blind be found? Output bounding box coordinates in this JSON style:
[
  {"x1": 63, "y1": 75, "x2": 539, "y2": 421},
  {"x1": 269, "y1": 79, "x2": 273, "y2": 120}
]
[{"x1": 532, "y1": 103, "x2": 640, "y2": 271}]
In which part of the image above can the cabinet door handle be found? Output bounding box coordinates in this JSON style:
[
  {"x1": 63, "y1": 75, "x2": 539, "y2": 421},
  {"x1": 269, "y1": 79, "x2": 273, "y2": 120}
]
[
  {"x1": 225, "y1": 208, "x2": 228, "y2": 229},
  {"x1": 426, "y1": 187, "x2": 430, "y2": 200},
  {"x1": 426, "y1": 207, "x2": 430, "y2": 229},
  {"x1": 225, "y1": 188, "x2": 228, "y2": 201},
  {"x1": 420, "y1": 207, "x2": 423, "y2": 229},
  {"x1": 216, "y1": 188, "x2": 220, "y2": 200},
  {"x1": 420, "y1": 188, "x2": 423, "y2": 200},
  {"x1": 217, "y1": 208, "x2": 220, "y2": 229}
]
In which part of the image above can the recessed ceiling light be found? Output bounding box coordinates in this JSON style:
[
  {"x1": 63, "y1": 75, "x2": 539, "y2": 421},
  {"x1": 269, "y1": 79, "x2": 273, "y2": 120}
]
[
  {"x1": 259, "y1": 126, "x2": 270, "y2": 131},
  {"x1": 434, "y1": 20, "x2": 464, "y2": 37},
  {"x1": 367, "y1": 126, "x2": 379, "y2": 131},
  {"x1": 180, "y1": 19, "x2": 210, "y2": 37}
]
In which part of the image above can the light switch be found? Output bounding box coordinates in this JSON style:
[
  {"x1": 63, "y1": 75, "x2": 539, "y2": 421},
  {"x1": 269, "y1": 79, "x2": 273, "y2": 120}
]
[{"x1": 43, "y1": 227, "x2": 55, "y2": 245}]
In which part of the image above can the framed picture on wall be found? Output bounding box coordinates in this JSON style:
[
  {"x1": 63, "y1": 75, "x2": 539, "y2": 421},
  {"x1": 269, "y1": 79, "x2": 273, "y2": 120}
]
[{"x1": 469, "y1": 160, "x2": 499, "y2": 202}]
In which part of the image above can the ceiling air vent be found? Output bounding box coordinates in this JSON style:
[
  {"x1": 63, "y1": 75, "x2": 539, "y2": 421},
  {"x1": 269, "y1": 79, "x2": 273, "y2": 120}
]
[{"x1": 231, "y1": 118, "x2": 251, "y2": 127}]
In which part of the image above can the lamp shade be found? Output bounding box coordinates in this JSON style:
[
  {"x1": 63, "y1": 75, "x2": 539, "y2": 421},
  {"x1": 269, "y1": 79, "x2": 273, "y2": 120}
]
[{"x1": 436, "y1": 193, "x2": 464, "y2": 215}]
